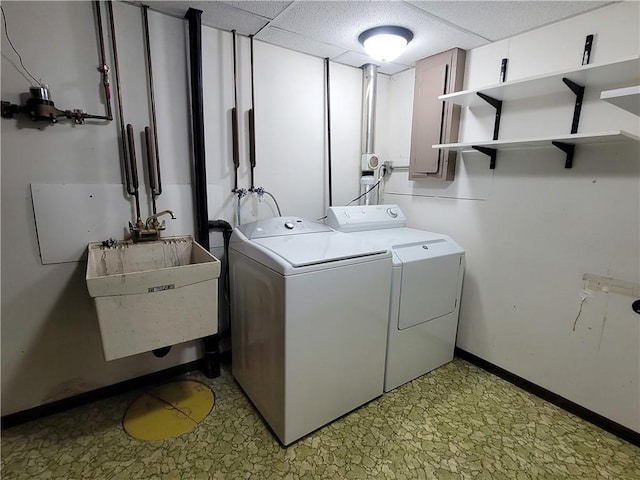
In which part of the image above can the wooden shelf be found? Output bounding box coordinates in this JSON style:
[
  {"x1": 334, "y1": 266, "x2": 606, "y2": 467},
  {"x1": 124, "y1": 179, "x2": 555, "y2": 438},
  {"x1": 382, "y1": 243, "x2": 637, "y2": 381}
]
[
  {"x1": 601, "y1": 86, "x2": 640, "y2": 115},
  {"x1": 440, "y1": 56, "x2": 640, "y2": 107},
  {"x1": 434, "y1": 130, "x2": 639, "y2": 151}
]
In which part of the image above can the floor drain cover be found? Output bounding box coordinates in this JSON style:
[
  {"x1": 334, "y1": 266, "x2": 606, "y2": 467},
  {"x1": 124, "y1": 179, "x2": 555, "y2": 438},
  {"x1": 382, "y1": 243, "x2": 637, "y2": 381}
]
[{"x1": 123, "y1": 380, "x2": 214, "y2": 441}]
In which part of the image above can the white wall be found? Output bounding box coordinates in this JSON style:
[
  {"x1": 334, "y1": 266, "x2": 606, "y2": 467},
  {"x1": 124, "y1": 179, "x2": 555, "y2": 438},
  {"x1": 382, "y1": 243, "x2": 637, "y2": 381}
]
[
  {"x1": 6, "y1": 0, "x2": 634, "y2": 434},
  {"x1": 382, "y1": 2, "x2": 640, "y2": 432},
  {"x1": 0, "y1": 1, "x2": 204, "y2": 416},
  {"x1": 1, "y1": 2, "x2": 366, "y2": 416},
  {"x1": 227, "y1": 42, "x2": 364, "y2": 221}
]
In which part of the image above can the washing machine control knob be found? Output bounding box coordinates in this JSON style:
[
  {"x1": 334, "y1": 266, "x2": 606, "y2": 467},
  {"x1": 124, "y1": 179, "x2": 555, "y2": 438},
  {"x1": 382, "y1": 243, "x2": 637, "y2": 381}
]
[
  {"x1": 387, "y1": 208, "x2": 398, "y2": 218},
  {"x1": 284, "y1": 222, "x2": 295, "y2": 229}
]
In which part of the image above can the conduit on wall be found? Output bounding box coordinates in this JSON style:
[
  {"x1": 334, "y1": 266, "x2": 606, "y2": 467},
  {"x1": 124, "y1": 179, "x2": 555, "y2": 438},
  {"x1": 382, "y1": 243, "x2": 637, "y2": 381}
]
[
  {"x1": 231, "y1": 30, "x2": 240, "y2": 193},
  {"x1": 248, "y1": 35, "x2": 256, "y2": 191},
  {"x1": 325, "y1": 57, "x2": 333, "y2": 208}
]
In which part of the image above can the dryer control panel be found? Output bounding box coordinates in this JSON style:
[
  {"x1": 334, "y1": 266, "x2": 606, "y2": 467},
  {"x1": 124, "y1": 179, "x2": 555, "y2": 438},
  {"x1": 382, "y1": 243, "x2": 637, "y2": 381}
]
[{"x1": 327, "y1": 205, "x2": 407, "y2": 232}]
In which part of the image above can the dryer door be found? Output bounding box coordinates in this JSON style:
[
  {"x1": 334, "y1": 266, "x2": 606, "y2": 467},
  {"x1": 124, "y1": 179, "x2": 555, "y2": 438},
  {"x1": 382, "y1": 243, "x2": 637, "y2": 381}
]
[{"x1": 395, "y1": 240, "x2": 462, "y2": 330}]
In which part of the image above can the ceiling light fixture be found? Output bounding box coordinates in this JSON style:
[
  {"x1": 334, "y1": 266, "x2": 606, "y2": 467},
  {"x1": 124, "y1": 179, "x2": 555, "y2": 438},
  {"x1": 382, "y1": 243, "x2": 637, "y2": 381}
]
[{"x1": 358, "y1": 26, "x2": 414, "y2": 63}]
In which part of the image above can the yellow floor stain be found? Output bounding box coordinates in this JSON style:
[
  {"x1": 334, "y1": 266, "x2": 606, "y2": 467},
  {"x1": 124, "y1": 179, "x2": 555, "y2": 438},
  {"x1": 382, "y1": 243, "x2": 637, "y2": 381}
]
[{"x1": 123, "y1": 380, "x2": 214, "y2": 441}]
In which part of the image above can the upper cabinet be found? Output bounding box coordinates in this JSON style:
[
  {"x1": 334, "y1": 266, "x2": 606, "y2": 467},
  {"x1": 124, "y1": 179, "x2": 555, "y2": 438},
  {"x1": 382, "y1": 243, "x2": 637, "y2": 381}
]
[{"x1": 409, "y1": 48, "x2": 466, "y2": 181}]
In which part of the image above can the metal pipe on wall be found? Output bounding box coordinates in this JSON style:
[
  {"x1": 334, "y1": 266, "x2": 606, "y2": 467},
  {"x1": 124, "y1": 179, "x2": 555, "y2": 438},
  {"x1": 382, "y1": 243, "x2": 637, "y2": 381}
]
[
  {"x1": 361, "y1": 63, "x2": 378, "y2": 155},
  {"x1": 94, "y1": 1, "x2": 112, "y2": 120},
  {"x1": 184, "y1": 7, "x2": 219, "y2": 379},
  {"x1": 141, "y1": 4, "x2": 162, "y2": 214},
  {"x1": 107, "y1": 0, "x2": 139, "y2": 216},
  {"x1": 360, "y1": 63, "x2": 379, "y2": 206}
]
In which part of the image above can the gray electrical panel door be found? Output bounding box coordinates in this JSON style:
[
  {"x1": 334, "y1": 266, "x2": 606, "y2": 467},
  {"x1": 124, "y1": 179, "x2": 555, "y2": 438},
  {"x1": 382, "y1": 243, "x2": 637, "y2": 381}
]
[{"x1": 409, "y1": 48, "x2": 466, "y2": 181}]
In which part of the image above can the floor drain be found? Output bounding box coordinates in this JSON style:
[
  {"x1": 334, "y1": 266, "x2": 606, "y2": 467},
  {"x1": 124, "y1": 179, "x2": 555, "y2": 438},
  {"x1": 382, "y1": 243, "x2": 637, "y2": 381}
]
[{"x1": 123, "y1": 380, "x2": 214, "y2": 441}]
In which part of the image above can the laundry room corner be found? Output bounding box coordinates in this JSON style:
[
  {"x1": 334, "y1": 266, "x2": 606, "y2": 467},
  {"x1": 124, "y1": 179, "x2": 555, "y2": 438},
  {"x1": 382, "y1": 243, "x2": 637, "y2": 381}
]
[{"x1": 380, "y1": 1, "x2": 640, "y2": 434}]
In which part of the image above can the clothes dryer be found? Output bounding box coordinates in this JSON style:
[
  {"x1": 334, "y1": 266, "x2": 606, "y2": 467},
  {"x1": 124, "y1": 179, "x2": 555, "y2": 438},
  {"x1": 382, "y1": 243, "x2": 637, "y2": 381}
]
[{"x1": 327, "y1": 205, "x2": 465, "y2": 392}]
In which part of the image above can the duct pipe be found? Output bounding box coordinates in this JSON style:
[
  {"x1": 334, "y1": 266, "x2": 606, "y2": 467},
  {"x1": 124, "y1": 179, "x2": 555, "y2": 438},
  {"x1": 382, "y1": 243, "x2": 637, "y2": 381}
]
[
  {"x1": 184, "y1": 8, "x2": 219, "y2": 379},
  {"x1": 361, "y1": 63, "x2": 377, "y2": 155},
  {"x1": 360, "y1": 63, "x2": 379, "y2": 205}
]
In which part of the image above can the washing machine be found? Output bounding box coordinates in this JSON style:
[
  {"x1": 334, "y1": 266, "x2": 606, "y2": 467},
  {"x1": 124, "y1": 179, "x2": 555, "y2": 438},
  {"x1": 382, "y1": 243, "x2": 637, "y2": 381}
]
[
  {"x1": 327, "y1": 205, "x2": 465, "y2": 392},
  {"x1": 229, "y1": 216, "x2": 392, "y2": 445}
]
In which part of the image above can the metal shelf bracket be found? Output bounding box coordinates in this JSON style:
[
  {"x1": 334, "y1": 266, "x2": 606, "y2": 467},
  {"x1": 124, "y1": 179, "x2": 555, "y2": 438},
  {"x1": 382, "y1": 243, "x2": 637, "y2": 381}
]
[
  {"x1": 552, "y1": 141, "x2": 575, "y2": 168},
  {"x1": 476, "y1": 92, "x2": 503, "y2": 140},
  {"x1": 562, "y1": 78, "x2": 585, "y2": 134},
  {"x1": 472, "y1": 146, "x2": 497, "y2": 169}
]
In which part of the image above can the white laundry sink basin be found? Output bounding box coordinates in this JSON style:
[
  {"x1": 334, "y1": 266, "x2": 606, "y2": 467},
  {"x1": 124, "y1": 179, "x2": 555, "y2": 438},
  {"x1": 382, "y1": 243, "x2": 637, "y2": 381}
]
[{"x1": 86, "y1": 236, "x2": 220, "y2": 361}]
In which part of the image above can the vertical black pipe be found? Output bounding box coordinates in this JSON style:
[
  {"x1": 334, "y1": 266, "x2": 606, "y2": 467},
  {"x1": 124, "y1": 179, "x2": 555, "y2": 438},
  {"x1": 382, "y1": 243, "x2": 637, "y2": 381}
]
[
  {"x1": 184, "y1": 8, "x2": 219, "y2": 379},
  {"x1": 231, "y1": 30, "x2": 240, "y2": 191},
  {"x1": 184, "y1": 8, "x2": 209, "y2": 251},
  {"x1": 325, "y1": 57, "x2": 333, "y2": 207},
  {"x1": 248, "y1": 35, "x2": 256, "y2": 191}
]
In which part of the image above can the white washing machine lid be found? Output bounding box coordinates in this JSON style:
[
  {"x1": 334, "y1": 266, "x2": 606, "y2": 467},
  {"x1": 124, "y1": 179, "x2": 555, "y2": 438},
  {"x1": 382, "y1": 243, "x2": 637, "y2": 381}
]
[
  {"x1": 253, "y1": 232, "x2": 387, "y2": 268},
  {"x1": 231, "y1": 217, "x2": 390, "y2": 274}
]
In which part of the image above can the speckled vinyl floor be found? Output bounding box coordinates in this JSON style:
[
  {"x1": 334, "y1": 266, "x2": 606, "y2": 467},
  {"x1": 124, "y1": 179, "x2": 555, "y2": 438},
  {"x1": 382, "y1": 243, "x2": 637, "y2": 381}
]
[{"x1": 2, "y1": 358, "x2": 638, "y2": 479}]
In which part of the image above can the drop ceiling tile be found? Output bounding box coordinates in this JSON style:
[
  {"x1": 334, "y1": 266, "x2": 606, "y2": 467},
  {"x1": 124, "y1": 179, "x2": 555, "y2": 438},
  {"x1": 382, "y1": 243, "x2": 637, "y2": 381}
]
[
  {"x1": 146, "y1": 1, "x2": 268, "y2": 35},
  {"x1": 145, "y1": 0, "x2": 609, "y2": 71},
  {"x1": 221, "y1": 1, "x2": 293, "y2": 20},
  {"x1": 268, "y1": 0, "x2": 487, "y2": 66},
  {"x1": 256, "y1": 26, "x2": 347, "y2": 59},
  {"x1": 407, "y1": 1, "x2": 611, "y2": 41}
]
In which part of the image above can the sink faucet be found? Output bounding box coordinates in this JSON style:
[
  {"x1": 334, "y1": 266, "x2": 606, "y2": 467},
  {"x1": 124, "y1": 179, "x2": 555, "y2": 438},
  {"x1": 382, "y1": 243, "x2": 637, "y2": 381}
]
[
  {"x1": 145, "y1": 210, "x2": 176, "y2": 230},
  {"x1": 130, "y1": 209, "x2": 176, "y2": 242}
]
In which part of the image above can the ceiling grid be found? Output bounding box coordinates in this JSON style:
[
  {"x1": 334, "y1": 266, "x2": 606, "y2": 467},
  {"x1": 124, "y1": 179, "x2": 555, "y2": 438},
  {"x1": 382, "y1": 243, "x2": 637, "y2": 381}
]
[{"x1": 135, "y1": 1, "x2": 613, "y2": 75}]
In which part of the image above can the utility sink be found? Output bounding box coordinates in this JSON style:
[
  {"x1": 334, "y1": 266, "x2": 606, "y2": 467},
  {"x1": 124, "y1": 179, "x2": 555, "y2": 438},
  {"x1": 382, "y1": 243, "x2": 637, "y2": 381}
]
[{"x1": 86, "y1": 236, "x2": 220, "y2": 361}]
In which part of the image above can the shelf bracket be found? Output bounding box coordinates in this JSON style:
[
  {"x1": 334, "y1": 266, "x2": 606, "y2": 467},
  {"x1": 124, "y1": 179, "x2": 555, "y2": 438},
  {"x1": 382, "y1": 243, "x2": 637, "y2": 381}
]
[
  {"x1": 476, "y1": 92, "x2": 503, "y2": 140},
  {"x1": 562, "y1": 78, "x2": 585, "y2": 134},
  {"x1": 552, "y1": 141, "x2": 575, "y2": 168},
  {"x1": 472, "y1": 146, "x2": 497, "y2": 169}
]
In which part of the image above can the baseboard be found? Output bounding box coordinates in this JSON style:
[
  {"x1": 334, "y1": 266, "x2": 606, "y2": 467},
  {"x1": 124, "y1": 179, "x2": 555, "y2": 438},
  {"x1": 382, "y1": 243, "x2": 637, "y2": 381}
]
[
  {"x1": 1, "y1": 360, "x2": 201, "y2": 430},
  {"x1": 455, "y1": 348, "x2": 640, "y2": 447}
]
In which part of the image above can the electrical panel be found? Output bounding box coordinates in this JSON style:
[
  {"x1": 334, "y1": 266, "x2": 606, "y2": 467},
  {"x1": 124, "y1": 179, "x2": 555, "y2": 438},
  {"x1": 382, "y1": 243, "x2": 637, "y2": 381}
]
[{"x1": 409, "y1": 48, "x2": 466, "y2": 181}]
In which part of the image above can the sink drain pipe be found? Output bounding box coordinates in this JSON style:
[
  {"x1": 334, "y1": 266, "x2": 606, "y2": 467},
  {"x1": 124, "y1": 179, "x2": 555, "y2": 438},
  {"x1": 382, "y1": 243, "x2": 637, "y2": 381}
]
[
  {"x1": 208, "y1": 220, "x2": 232, "y2": 344},
  {"x1": 185, "y1": 8, "x2": 219, "y2": 379}
]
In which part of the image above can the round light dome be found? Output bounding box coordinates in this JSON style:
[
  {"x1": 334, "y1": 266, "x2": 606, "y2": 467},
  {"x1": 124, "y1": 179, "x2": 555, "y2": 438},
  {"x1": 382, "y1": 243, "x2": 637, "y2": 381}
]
[{"x1": 358, "y1": 26, "x2": 414, "y2": 62}]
